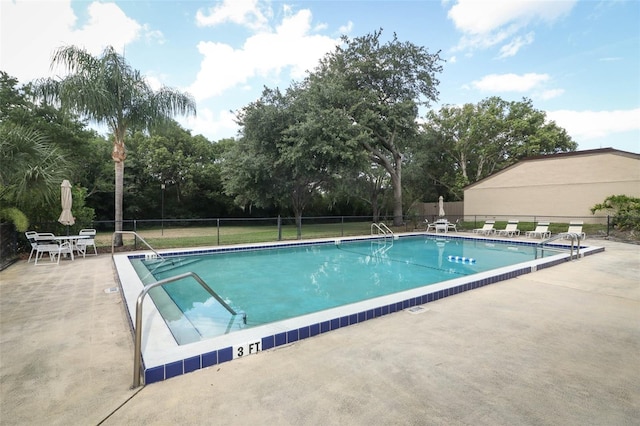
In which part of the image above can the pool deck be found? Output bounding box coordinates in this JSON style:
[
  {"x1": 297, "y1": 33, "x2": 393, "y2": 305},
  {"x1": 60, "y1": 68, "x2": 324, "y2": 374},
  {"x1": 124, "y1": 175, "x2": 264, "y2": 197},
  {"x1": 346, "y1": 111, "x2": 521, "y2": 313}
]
[{"x1": 1, "y1": 236, "x2": 638, "y2": 425}]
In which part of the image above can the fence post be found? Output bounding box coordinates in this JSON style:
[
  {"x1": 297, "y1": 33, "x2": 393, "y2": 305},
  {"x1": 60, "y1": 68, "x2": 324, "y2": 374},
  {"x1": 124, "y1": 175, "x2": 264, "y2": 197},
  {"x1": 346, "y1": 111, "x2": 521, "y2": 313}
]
[
  {"x1": 277, "y1": 215, "x2": 282, "y2": 241},
  {"x1": 341, "y1": 216, "x2": 344, "y2": 237},
  {"x1": 133, "y1": 220, "x2": 137, "y2": 250},
  {"x1": 217, "y1": 219, "x2": 220, "y2": 245},
  {"x1": 607, "y1": 215, "x2": 610, "y2": 237}
]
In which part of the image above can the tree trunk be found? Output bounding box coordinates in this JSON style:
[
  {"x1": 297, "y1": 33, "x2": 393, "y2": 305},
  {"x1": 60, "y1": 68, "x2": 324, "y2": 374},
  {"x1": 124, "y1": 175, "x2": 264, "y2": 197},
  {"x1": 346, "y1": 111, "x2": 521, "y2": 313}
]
[
  {"x1": 363, "y1": 141, "x2": 404, "y2": 227},
  {"x1": 112, "y1": 137, "x2": 126, "y2": 247},
  {"x1": 371, "y1": 191, "x2": 380, "y2": 223},
  {"x1": 391, "y1": 167, "x2": 403, "y2": 226},
  {"x1": 295, "y1": 211, "x2": 302, "y2": 240},
  {"x1": 114, "y1": 160, "x2": 124, "y2": 246}
]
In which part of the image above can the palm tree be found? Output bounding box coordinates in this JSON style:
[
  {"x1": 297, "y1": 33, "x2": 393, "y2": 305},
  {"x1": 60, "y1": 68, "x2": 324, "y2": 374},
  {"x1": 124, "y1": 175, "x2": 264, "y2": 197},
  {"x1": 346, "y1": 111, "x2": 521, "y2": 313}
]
[
  {"x1": 33, "y1": 45, "x2": 196, "y2": 245},
  {"x1": 0, "y1": 123, "x2": 69, "y2": 231}
]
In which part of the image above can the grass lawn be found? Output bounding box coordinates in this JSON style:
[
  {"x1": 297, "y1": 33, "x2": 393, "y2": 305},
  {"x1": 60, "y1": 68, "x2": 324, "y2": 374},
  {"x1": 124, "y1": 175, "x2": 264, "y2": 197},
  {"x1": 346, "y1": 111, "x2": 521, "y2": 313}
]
[{"x1": 100, "y1": 222, "x2": 387, "y2": 251}]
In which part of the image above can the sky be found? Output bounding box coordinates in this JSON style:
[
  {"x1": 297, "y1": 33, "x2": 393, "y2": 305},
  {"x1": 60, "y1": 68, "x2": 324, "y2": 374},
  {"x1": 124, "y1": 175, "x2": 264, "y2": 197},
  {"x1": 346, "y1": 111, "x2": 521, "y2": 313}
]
[{"x1": 1, "y1": 0, "x2": 639, "y2": 153}]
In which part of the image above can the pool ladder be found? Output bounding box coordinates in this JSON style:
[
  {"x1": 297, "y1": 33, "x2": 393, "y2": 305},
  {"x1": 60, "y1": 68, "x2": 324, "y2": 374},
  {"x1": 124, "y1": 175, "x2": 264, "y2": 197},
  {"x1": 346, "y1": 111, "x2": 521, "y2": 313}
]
[
  {"x1": 131, "y1": 272, "x2": 246, "y2": 388},
  {"x1": 537, "y1": 233, "x2": 582, "y2": 261},
  {"x1": 111, "y1": 231, "x2": 165, "y2": 261},
  {"x1": 371, "y1": 222, "x2": 395, "y2": 240}
]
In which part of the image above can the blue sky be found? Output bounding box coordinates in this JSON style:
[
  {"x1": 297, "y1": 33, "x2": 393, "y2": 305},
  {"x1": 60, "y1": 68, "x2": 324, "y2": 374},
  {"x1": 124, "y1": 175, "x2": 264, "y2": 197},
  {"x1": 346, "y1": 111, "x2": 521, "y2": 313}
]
[{"x1": 2, "y1": 0, "x2": 639, "y2": 153}]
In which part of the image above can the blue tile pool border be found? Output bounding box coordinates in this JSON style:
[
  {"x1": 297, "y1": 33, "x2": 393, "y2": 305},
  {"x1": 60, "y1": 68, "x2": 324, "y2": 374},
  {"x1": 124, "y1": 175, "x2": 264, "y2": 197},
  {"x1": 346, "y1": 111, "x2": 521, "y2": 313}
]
[{"x1": 112, "y1": 233, "x2": 604, "y2": 385}]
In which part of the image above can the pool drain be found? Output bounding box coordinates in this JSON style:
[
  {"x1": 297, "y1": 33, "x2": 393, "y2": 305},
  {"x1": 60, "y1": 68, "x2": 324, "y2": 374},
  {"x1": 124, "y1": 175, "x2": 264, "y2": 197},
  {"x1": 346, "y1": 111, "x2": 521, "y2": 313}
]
[{"x1": 406, "y1": 306, "x2": 428, "y2": 314}]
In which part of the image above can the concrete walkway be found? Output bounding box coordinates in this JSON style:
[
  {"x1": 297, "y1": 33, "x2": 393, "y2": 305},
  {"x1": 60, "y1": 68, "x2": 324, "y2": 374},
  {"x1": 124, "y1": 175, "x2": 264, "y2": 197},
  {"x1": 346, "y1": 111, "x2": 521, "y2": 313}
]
[{"x1": 1, "y1": 238, "x2": 638, "y2": 425}]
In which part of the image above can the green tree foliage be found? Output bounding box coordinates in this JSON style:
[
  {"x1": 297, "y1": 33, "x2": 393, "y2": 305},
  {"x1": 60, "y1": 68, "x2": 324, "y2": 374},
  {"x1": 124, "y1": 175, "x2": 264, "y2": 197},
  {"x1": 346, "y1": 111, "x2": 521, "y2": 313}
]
[
  {"x1": 310, "y1": 30, "x2": 444, "y2": 225},
  {"x1": 0, "y1": 123, "x2": 69, "y2": 229},
  {"x1": 0, "y1": 72, "x2": 88, "y2": 229},
  {"x1": 31, "y1": 45, "x2": 196, "y2": 244},
  {"x1": 420, "y1": 97, "x2": 577, "y2": 199},
  {"x1": 223, "y1": 85, "x2": 361, "y2": 236},
  {"x1": 125, "y1": 121, "x2": 238, "y2": 219},
  {"x1": 591, "y1": 195, "x2": 640, "y2": 231}
]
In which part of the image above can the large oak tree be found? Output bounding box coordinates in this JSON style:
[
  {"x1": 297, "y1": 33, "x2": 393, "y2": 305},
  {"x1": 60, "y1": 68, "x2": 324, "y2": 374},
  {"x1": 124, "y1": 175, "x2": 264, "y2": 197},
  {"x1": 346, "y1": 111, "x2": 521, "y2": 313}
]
[{"x1": 310, "y1": 30, "x2": 444, "y2": 225}]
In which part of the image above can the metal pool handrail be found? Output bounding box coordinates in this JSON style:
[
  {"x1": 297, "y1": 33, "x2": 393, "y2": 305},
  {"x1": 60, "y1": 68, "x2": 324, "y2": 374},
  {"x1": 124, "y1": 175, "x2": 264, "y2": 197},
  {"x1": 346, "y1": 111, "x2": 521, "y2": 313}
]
[
  {"x1": 132, "y1": 272, "x2": 246, "y2": 388},
  {"x1": 111, "y1": 231, "x2": 165, "y2": 260},
  {"x1": 371, "y1": 222, "x2": 394, "y2": 239},
  {"x1": 537, "y1": 233, "x2": 581, "y2": 260}
]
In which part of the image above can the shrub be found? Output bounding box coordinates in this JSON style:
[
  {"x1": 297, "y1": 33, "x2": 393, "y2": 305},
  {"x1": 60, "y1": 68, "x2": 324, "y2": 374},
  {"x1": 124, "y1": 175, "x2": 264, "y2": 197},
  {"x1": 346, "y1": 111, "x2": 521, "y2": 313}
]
[{"x1": 591, "y1": 195, "x2": 640, "y2": 231}]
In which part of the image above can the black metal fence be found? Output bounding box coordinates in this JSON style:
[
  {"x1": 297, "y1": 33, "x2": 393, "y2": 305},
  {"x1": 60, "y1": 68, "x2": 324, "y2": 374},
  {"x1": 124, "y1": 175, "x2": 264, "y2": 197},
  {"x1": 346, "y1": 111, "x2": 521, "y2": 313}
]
[
  {"x1": 0, "y1": 222, "x2": 18, "y2": 271},
  {"x1": 3, "y1": 213, "x2": 637, "y2": 266}
]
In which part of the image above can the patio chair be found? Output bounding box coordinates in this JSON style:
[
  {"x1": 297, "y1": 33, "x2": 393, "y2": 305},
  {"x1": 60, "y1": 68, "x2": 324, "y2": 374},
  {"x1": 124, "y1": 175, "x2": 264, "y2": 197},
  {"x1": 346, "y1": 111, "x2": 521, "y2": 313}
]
[
  {"x1": 75, "y1": 229, "x2": 98, "y2": 258},
  {"x1": 434, "y1": 218, "x2": 449, "y2": 233},
  {"x1": 472, "y1": 220, "x2": 495, "y2": 235},
  {"x1": 33, "y1": 233, "x2": 73, "y2": 265},
  {"x1": 425, "y1": 220, "x2": 437, "y2": 232},
  {"x1": 25, "y1": 231, "x2": 38, "y2": 263},
  {"x1": 496, "y1": 220, "x2": 521, "y2": 237},
  {"x1": 525, "y1": 222, "x2": 551, "y2": 239},
  {"x1": 447, "y1": 219, "x2": 459, "y2": 232},
  {"x1": 561, "y1": 221, "x2": 586, "y2": 240}
]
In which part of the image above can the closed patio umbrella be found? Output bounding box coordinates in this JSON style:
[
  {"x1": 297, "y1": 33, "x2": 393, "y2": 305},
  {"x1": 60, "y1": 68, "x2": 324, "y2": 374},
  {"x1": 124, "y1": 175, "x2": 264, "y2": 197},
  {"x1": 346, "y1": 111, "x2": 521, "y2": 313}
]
[
  {"x1": 438, "y1": 195, "x2": 445, "y2": 217},
  {"x1": 58, "y1": 180, "x2": 75, "y2": 233}
]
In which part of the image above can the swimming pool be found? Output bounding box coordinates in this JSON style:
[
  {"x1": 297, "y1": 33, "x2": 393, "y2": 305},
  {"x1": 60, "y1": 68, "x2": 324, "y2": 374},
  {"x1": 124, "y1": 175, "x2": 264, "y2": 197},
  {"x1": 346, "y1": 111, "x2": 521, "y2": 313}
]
[{"x1": 113, "y1": 232, "x2": 603, "y2": 385}]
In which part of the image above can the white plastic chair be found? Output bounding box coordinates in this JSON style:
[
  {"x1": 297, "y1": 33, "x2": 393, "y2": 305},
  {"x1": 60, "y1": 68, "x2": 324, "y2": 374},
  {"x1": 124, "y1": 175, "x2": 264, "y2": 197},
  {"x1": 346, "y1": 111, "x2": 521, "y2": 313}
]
[
  {"x1": 75, "y1": 229, "x2": 98, "y2": 257},
  {"x1": 561, "y1": 221, "x2": 586, "y2": 240},
  {"x1": 25, "y1": 231, "x2": 38, "y2": 263},
  {"x1": 472, "y1": 220, "x2": 495, "y2": 235},
  {"x1": 496, "y1": 220, "x2": 521, "y2": 237},
  {"x1": 425, "y1": 220, "x2": 436, "y2": 232},
  {"x1": 34, "y1": 233, "x2": 73, "y2": 265},
  {"x1": 525, "y1": 222, "x2": 551, "y2": 239}
]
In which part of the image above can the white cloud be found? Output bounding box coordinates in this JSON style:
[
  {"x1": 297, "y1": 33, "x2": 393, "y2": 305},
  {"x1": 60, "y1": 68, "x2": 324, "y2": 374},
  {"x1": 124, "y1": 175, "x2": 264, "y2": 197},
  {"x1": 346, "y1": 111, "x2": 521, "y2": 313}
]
[
  {"x1": 497, "y1": 32, "x2": 534, "y2": 58},
  {"x1": 188, "y1": 8, "x2": 340, "y2": 101},
  {"x1": 547, "y1": 108, "x2": 640, "y2": 140},
  {"x1": 182, "y1": 108, "x2": 239, "y2": 139},
  {"x1": 447, "y1": 0, "x2": 576, "y2": 55},
  {"x1": 472, "y1": 73, "x2": 549, "y2": 92},
  {"x1": 0, "y1": 0, "x2": 148, "y2": 83},
  {"x1": 338, "y1": 21, "x2": 354, "y2": 35},
  {"x1": 196, "y1": 0, "x2": 271, "y2": 30},
  {"x1": 448, "y1": 0, "x2": 575, "y2": 35},
  {"x1": 536, "y1": 88, "x2": 565, "y2": 101}
]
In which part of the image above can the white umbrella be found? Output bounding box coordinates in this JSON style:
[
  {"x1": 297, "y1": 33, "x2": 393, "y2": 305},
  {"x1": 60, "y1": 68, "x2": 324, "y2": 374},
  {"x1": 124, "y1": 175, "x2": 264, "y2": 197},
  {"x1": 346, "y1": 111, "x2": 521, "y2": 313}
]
[
  {"x1": 58, "y1": 180, "x2": 75, "y2": 228},
  {"x1": 438, "y1": 195, "x2": 445, "y2": 217}
]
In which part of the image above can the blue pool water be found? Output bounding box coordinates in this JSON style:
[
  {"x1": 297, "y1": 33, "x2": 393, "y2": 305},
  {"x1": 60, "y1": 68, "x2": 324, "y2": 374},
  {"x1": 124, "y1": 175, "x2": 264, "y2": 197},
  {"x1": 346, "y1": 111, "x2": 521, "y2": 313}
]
[{"x1": 133, "y1": 235, "x2": 552, "y2": 345}]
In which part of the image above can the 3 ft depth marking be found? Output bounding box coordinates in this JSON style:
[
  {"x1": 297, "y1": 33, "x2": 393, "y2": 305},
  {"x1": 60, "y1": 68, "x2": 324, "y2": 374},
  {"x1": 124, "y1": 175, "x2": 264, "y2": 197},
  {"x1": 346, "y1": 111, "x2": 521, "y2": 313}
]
[{"x1": 233, "y1": 341, "x2": 261, "y2": 359}]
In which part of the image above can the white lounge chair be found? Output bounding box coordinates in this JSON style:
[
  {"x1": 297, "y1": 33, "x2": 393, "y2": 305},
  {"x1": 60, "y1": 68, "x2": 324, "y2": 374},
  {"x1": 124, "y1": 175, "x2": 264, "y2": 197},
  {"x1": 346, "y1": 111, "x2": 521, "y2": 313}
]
[
  {"x1": 472, "y1": 220, "x2": 495, "y2": 235},
  {"x1": 496, "y1": 220, "x2": 520, "y2": 237},
  {"x1": 561, "y1": 221, "x2": 586, "y2": 240},
  {"x1": 75, "y1": 229, "x2": 98, "y2": 257},
  {"x1": 525, "y1": 222, "x2": 551, "y2": 239}
]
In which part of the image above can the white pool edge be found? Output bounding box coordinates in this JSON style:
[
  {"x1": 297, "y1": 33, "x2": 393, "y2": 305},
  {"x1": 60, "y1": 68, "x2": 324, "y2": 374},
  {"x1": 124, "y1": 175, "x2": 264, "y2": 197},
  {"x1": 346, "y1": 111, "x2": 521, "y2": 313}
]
[{"x1": 112, "y1": 233, "x2": 604, "y2": 384}]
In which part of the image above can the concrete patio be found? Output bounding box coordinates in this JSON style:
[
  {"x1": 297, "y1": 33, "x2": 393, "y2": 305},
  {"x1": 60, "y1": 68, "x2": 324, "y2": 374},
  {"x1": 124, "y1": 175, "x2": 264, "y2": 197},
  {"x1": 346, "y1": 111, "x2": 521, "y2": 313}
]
[{"x1": 0, "y1": 237, "x2": 638, "y2": 425}]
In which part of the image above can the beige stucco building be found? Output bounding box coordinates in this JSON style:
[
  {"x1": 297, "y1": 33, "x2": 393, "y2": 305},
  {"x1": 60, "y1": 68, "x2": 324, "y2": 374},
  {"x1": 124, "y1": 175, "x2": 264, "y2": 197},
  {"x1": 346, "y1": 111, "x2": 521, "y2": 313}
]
[{"x1": 463, "y1": 148, "x2": 640, "y2": 223}]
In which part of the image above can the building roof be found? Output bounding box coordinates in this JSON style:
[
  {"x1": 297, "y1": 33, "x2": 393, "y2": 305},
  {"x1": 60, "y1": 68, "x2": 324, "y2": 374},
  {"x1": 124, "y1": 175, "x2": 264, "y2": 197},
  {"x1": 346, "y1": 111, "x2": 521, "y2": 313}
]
[{"x1": 520, "y1": 147, "x2": 640, "y2": 162}]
